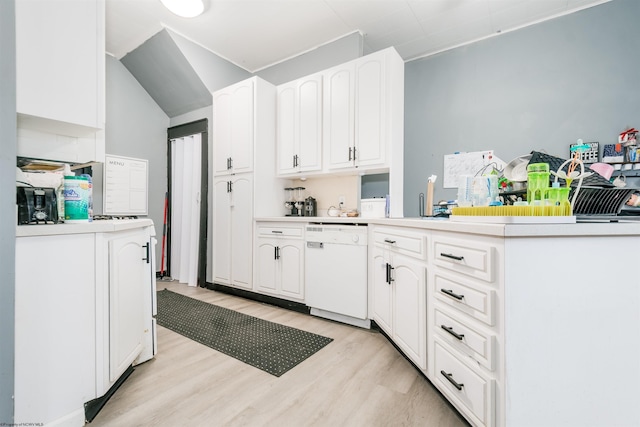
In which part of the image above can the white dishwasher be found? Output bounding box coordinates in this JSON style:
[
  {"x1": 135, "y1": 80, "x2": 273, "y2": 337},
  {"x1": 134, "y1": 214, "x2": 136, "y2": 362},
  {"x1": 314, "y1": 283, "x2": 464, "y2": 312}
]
[{"x1": 305, "y1": 224, "x2": 369, "y2": 328}]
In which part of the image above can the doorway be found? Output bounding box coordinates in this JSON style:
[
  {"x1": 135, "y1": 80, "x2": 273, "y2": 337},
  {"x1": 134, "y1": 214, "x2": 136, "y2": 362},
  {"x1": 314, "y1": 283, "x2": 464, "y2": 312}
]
[{"x1": 166, "y1": 119, "x2": 208, "y2": 287}]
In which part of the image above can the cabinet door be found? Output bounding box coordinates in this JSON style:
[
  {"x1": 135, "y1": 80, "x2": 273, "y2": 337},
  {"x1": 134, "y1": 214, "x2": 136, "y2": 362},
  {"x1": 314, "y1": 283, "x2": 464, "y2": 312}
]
[
  {"x1": 108, "y1": 232, "x2": 148, "y2": 382},
  {"x1": 16, "y1": 0, "x2": 103, "y2": 130},
  {"x1": 324, "y1": 63, "x2": 355, "y2": 170},
  {"x1": 297, "y1": 75, "x2": 323, "y2": 172},
  {"x1": 230, "y1": 81, "x2": 254, "y2": 174},
  {"x1": 213, "y1": 90, "x2": 233, "y2": 175},
  {"x1": 279, "y1": 241, "x2": 304, "y2": 299},
  {"x1": 371, "y1": 246, "x2": 392, "y2": 335},
  {"x1": 230, "y1": 175, "x2": 253, "y2": 289},
  {"x1": 212, "y1": 178, "x2": 231, "y2": 284},
  {"x1": 277, "y1": 83, "x2": 297, "y2": 175},
  {"x1": 15, "y1": 234, "x2": 96, "y2": 424},
  {"x1": 393, "y1": 254, "x2": 426, "y2": 370},
  {"x1": 355, "y1": 54, "x2": 386, "y2": 167},
  {"x1": 256, "y1": 239, "x2": 278, "y2": 293}
]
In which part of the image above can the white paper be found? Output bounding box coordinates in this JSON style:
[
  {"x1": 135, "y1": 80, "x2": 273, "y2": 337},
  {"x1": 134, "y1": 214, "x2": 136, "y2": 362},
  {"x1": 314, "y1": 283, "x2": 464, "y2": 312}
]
[
  {"x1": 443, "y1": 150, "x2": 506, "y2": 188},
  {"x1": 104, "y1": 154, "x2": 148, "y2": 215}
]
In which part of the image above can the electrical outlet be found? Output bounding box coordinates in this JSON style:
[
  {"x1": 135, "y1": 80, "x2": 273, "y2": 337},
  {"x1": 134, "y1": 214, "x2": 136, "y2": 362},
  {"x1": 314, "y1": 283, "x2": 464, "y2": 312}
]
[{"x1": 339, "y1": 196, "x2": 345, "y2": 206}]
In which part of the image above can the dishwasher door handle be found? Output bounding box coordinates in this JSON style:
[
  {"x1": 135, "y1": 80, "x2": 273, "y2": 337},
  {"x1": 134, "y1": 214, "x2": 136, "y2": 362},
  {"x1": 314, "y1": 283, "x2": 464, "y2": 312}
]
[{"x1": 307, "y1": 241, "x2": 324, "y2": 249}]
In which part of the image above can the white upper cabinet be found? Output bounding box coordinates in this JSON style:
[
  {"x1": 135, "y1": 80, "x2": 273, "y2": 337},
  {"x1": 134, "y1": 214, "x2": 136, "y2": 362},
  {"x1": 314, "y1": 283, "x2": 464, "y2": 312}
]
[
  {"x1": 324, "y1": 63, "x2": 356, "y2": 170},
  {"x1": 354, "y1": 54, "x2": 386, "y2": 166},
  {"x1": 277, "y1": 73, "x2": 323, "y2": 176},
  {"x1": 323, "y1": 48, "x2": 403, "y2": 173},
  {"x1": 213, "y1": 78, "x2": 255, "y2": 176},
  {"x1": 15, "y1": 0, "x2": 105, "y2": 134},
  {"x1": 278, "y1": 83, "x2": 297, "y2": 175}
]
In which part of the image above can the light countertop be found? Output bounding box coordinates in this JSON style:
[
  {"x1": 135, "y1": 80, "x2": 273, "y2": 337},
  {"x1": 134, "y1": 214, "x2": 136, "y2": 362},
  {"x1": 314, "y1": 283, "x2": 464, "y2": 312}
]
[
  {"x1": 254, "y1": 216, "x2": 640, "y2": 237},
  {"x1": 16, "y1": 218, "x2": 155, "y2": 237}
]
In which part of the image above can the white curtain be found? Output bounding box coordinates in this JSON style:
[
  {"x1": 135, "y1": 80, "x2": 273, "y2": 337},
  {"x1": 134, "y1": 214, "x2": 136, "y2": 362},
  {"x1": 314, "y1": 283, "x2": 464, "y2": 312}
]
[{"x1": 170, "y1": 134, "x2": 202, "y2": 287}]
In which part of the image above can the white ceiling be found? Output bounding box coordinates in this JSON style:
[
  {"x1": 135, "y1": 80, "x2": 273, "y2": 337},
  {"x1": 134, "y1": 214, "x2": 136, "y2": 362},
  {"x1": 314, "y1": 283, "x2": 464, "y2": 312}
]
[{"x1": 106, "y1": 0, "x2": 610, "y2": 72}]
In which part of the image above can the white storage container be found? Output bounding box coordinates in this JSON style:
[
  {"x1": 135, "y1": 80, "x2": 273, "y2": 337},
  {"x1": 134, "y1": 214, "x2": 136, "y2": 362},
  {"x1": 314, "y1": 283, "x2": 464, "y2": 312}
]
[{"x1": 360, "y1": 198, "x2": 386, "y2": 218}]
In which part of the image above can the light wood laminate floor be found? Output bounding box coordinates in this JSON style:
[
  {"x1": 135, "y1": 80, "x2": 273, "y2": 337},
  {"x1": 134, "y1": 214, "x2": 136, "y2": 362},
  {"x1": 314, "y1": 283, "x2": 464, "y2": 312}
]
[{"x1": 89, "y1": 281, "x2": 469, "y2": 427}]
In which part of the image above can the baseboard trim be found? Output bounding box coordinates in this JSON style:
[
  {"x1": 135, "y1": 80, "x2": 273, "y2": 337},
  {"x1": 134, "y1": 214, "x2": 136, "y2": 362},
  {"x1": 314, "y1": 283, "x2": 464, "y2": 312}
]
[
  {"x1": 204, "y1": 282, "x2": 310, "y2": 315},
  {"x1": 370, "y1": 320, "x2": 470, "y2": 426},
  {"x1": 84, "y1": 364, "x2": 134, "y2": 423}
]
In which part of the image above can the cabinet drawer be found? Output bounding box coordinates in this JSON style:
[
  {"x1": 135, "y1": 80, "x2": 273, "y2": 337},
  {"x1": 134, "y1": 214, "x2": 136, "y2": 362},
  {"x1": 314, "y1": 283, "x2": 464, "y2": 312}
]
[
  {"x1": 433, "y1": 238, "x2": 494, "y2": 282},
  {"x1": 373, "y1": 227, "x2": 426, "y2": 259},
  {"x1": 434, "y1": 272, "x2": 495, "y2": 326},
  {"x1": 435, "y1": 307, "x2": 495, "y2": 371},
  {"x1": 257, "y1": 226, "x2": 303, "y2": 238},
  {"x1": 434, "y1": 339, "x2": 494, "y2": 427}
]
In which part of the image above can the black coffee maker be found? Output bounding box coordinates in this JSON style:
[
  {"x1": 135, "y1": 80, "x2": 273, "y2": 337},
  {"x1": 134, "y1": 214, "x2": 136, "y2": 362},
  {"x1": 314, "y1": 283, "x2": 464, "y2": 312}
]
[
  {"x1": 17, "y1": 187, "x2": 59, "y2": 224},
  {"x1": 304, "y1": 196, "x2": 317, "y2": 217}
]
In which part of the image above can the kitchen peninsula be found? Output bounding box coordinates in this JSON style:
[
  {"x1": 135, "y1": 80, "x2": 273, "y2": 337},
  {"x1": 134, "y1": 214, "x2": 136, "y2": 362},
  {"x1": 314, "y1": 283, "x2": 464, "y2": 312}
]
[
  {"x1": 14, "y1": 219, "x2": 156, "y2": 426},
  {"x1": 252, "y1": 216, "x2": 640, "y2": 427}
]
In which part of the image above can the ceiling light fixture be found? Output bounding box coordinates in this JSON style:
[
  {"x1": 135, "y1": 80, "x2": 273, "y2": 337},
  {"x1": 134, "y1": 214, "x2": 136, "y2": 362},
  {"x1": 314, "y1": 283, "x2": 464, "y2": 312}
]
[{"x1": 160, "y1": 0, "x2": 204, "y2": 18}]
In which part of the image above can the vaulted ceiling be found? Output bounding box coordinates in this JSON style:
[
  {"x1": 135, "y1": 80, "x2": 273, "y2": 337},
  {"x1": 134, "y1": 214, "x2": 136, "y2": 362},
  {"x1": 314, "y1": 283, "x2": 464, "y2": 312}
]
[{"x1": 106, "y1": 0, "x2": 610, "y2": 72}]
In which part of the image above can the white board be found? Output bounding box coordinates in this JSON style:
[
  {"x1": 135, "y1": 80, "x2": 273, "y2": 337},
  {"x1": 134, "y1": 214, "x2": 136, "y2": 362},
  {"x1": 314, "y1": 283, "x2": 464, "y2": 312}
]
[
  {"x1": 443, "y1": 150, "x2": 506, "y2": 188},
  {"x1": 104, "y1": 154, "x2": 148, "y2": 215}
]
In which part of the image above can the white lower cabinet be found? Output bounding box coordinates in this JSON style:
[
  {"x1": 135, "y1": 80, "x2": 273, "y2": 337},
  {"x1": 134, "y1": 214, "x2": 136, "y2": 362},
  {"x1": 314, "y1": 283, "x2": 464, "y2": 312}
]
[
  {"x1": 370, "y1": 226, "x2": 427, "y2": 371},
  {"x1": 254, "y1": 223, "x2": 304, "y2": 301},
  {"x1": 14, "y1": 221, "x2": 155, "y2": 427},
  {"x1": 391, "y1": 253, "x2": 426, "y2": 368},
  {"x1": 371, "y1": 247, "x2": 392, "y2": 333},
  {"x1": 433, "y1": 338, "x2": 495, "y2": 426},
  {"x1": 212, "y1": 174, "x2": 253, "y2": 290},
  {"x1": 15, "y1": 234, "x2": 96, "y2": 427},
  {"x1": 106, "y1": 230, "x2": 148, "y2": 381},
  {"x1": 96, "y1": 225, "x2": 155, "y2": 396},
  {"x1": 429, "y1": 231, "x2": 500, "y2": 427}
]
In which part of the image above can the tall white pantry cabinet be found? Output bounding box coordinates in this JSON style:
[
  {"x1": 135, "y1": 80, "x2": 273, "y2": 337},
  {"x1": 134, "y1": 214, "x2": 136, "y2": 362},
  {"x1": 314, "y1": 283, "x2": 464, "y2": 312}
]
[{"x1": 211, "y1": 77, "x2": 283, "y2": 289}]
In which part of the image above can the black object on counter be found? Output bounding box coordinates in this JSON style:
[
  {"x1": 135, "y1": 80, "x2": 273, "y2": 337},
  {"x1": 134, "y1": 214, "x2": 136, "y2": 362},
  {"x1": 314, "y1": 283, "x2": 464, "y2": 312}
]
[{"x1": 17, "y1": 187, "x2": 58, "y2": 225}]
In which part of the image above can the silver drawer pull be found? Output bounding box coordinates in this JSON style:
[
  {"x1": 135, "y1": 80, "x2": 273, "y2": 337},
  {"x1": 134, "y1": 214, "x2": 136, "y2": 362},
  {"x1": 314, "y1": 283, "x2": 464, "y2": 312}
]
[
  {"x1": 441, "y1": 252, "x2": 464, "y2": 261},
  {"x1": 440, "y1": 370, "x2": 464, "y2": 391},
  {"x1": 440, "y1": 288, "x2": 464, "y2": 300},
  {"x1": 441, "y1": 325, "x2": 464, "y2": 341}
]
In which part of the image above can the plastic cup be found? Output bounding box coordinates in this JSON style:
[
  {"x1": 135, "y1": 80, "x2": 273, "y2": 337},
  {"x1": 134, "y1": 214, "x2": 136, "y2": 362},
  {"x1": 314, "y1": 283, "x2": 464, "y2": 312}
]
[
  {"x1": 457, "y1": 175, "x2": 473, "y2": 207},
  {"x1": 471, "y1": 175, "x2": 499, "y2": 206},
  {"x1": 527, "y1": 163, "x2": 550, "y2": 203}
]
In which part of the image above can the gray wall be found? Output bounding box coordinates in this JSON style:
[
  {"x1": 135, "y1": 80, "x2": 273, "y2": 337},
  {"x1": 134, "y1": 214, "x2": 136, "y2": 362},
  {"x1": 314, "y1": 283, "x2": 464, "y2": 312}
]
[
  {"x1": 169, "y1": 31, "x2": 253, "y2": 93},
  {"x1": 121, "y1": 30, "x2": 212, "y2": 118},
  {"x1": 0, "y1": 0, "x2": 15, "y2": 422},
  {"x1": 106, "y1": 55, "x2": 170, "y2": 258},
  {"x1": 403, "y1": 0, "x2": 640, "y2": 217},
  {"x1": 361, "y1": 173, "x2": 389, "y2": 199},
  {"x1": 256, "y1": 32, "x2": 363, "y2": 85}
]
